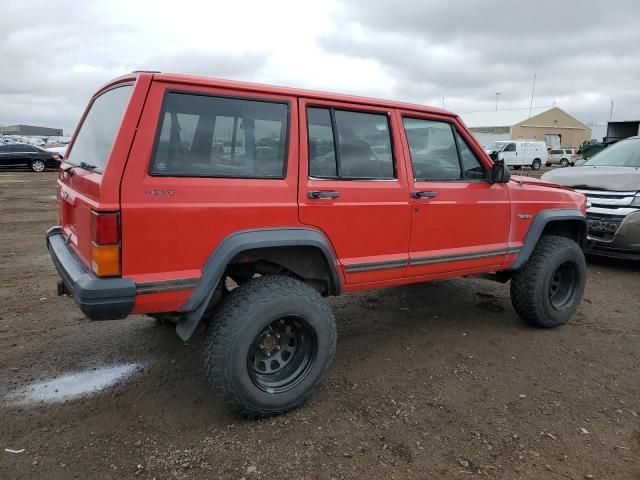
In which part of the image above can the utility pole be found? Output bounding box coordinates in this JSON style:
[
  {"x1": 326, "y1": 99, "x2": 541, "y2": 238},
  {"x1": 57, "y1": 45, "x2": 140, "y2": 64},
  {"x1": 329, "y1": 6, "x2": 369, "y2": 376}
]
[
  {"x1": 442, "y1": 97, "x2": 445, "y2": 109},
  {"x1": 495, "y1": 92, "x2": 501, "y2": 110}
]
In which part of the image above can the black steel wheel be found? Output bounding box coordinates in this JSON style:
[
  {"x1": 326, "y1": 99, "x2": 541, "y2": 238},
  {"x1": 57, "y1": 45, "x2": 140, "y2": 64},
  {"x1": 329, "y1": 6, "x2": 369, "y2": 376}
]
[
  {"x1": 531, "y1": 158, "x2": 541, "y2": 170},
  {"x1": 511, "y1": 235, "x2": 586, "y2": 328},
  {"x1": 248, "y1": 315, "x2": 317, "y2": 393},
  {"x1": 548, "y1": 261, "x2": 579, "y2": 310},
  {"x1": 203, "y1": 275, "x2": 336, "y2": 417}
]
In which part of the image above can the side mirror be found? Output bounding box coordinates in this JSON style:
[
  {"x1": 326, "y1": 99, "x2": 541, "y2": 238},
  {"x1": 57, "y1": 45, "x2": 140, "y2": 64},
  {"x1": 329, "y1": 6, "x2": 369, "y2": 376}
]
[{"x1": 491, "y1": 162, "x2": 511, "y2": 183}]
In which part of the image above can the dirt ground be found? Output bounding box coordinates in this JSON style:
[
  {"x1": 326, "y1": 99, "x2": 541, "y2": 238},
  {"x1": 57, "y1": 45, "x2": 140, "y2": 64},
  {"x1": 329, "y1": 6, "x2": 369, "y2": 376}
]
[{"x1": 1, "y1": 169, "x2": 639, "y2": 480}]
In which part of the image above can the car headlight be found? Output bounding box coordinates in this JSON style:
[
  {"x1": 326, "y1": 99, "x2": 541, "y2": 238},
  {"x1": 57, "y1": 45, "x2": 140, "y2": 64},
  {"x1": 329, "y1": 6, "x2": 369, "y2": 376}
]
[{"x1": 632, "y1": 195, "x2": 640, "y2": 207}]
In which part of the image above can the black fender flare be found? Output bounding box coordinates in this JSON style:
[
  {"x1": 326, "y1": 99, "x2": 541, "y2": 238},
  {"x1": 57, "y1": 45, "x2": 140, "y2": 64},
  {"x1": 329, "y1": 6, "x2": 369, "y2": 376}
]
[
  {"x1": 176, "y1": 228, "x2": 341, "y2": 340},
  {"x1": 511, "y1": 208, "x2": 587, "y2": 271}
]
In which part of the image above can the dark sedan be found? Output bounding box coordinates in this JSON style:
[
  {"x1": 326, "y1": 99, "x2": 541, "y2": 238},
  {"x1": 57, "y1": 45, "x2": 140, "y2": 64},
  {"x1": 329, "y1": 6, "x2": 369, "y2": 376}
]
[{"x1": 0, "y1": 143, "x2": 62, "y2": 172}]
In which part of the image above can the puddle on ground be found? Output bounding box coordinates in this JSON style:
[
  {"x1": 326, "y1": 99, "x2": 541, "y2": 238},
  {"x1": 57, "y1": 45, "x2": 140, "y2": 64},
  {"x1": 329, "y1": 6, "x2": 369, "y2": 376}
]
[{"x1": 7, "y1": 364, "x2": 141, "y2": 406}]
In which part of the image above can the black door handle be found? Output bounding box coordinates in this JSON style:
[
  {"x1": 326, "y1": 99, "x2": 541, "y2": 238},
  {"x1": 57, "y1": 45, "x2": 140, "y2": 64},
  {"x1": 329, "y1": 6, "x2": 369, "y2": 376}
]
[
  {"x1": 308, "y1": 191, "x2": 340, "y2": 199},
  {"x1": 411, "y1": 191, "x2": 438, "y2": 199}
]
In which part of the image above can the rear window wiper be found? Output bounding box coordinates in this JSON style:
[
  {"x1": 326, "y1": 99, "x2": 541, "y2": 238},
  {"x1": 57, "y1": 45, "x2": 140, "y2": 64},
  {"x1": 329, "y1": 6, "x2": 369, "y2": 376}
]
[{"x1": 63, "y1": 162, "x2": 99, "y2": 175}]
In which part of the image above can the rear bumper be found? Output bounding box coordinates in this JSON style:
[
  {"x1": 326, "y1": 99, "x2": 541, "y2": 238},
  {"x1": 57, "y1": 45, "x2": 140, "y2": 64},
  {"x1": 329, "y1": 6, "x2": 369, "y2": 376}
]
[{"x1": 46, "y1": 226, "x2": 135, "y2": 320}]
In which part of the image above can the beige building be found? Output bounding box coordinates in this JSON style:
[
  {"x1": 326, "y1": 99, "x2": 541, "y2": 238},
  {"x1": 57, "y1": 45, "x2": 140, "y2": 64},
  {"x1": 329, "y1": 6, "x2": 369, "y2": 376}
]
[{"x1": 460, "y1": 107, "x2": 591, "y2": 149}]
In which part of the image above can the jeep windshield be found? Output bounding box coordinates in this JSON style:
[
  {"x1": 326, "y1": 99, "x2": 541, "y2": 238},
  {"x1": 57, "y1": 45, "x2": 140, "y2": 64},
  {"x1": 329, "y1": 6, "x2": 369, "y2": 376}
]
[
  {"x1": 65, "y1": 84, "x2": 133, "y2": 173},
  {"x1": 584, "y1": 138, "x2": 640, "y2": 167}
]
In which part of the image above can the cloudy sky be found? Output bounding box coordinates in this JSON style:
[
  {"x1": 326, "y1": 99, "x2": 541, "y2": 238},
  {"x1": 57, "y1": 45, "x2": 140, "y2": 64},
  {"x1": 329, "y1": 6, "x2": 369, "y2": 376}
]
[{"x1": 1, "y1": 0, "x2": 639, "y2": 134}]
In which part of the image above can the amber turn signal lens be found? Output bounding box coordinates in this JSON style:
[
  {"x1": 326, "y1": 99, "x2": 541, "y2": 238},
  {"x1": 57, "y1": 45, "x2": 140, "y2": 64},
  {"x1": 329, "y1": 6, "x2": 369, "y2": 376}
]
[{"x1": 91, "y1": 244, "x2": 120, "y2": 277}]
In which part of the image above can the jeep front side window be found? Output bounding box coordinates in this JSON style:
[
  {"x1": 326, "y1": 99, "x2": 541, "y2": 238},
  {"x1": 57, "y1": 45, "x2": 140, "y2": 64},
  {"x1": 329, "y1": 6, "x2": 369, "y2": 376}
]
[
  {"x1": 151, "y1": 92, "x2": 288, "y2": 178},
  {"x1": 403, "y1": 118, "x2": 461, "y2": 181}
]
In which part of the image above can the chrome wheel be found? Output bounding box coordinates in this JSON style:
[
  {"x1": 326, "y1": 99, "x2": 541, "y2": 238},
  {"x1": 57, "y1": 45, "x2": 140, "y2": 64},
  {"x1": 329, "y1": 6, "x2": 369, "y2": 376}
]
[{"x1": 31, "y1": 160, "x2": 46, "y2": 172}]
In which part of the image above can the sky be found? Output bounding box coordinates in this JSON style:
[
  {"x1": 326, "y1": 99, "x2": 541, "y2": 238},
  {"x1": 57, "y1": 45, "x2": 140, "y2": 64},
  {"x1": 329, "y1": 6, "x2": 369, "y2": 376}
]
[{"x1": 1, "y1": 0, "x2": 639, "y2": 135}]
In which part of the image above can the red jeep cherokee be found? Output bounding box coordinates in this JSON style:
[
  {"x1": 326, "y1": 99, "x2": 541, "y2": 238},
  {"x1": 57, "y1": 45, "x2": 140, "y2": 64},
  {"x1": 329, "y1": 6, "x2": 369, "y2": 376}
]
[{"x1": 48, "y1": 72, "x2": 587, "y2": 416}]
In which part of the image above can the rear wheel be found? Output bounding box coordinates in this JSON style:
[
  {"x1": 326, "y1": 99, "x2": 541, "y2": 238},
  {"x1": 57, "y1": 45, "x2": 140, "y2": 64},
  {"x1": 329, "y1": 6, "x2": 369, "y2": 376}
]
[
  {"x1": 531, "y1": 158, "x2": 541, "y2": 170},
  {"x1": 203, "y1": 275, "x2": 336, "y2": 417},
  {"x1": 30, "y1": 159, "x2": 46, "y2": 172},
  {"x1": 510, "y1": 235, "x2": 585, "y2": 328},
  {"x1": 560, "y1": 158, "x2": 569, "y2": 167}
]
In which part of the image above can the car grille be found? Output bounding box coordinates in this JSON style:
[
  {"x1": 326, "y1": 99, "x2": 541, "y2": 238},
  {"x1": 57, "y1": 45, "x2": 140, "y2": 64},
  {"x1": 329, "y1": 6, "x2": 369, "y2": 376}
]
[{"x1": 575, "y1": 189, "x2": 639, "y2": 240}]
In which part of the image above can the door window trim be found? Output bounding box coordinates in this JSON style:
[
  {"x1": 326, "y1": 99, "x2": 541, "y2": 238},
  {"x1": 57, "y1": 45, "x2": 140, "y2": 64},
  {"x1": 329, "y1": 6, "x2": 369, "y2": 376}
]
[
  {"x1": 402, "y1": 115, "x2": 489, "y2": 183},
  {"x1": 306, "y1": 104, "x2": 398, "y2": 181}
]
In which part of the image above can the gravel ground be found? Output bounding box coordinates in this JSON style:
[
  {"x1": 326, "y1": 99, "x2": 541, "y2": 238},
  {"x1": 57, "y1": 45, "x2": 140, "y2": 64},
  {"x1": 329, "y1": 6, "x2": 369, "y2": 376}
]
[{"x1": 0, "y1": 169, "x2": 638, "y2": 480}]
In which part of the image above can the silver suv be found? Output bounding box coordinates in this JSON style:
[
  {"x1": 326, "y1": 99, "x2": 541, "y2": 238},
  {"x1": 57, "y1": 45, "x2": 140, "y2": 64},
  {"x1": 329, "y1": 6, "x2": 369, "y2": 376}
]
[
  {"x1": 546, "y1": 149, "x2": 577, "y2": 167},
  {"x1": 542, "y1": 137, "x2": 640, "y2": 260}
]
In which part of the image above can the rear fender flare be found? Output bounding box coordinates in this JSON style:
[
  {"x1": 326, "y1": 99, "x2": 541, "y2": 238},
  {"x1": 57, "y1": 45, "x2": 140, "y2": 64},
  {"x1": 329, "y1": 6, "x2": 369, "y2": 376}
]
[{"x1": 176, "y1": 228, "x2": 341, "y2": 341}]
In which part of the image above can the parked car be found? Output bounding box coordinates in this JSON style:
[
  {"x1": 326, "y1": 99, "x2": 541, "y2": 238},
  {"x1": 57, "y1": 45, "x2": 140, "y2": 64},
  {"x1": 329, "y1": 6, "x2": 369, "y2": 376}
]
[
  {"x1": 48, "y1": 72, "x2": 588, "y2": 417},
  {"x1": 0, "y1": 143, "x2": 62, "y2": 172},
  {"x1": 542, "y1": 137, "x2": 640, "y2": 260},
  {"x1": 546, "y1": 148, "x2": 577, "y2": 167},
  {"x1": 45, "y1": 145, "x2": 67, "y2": 159},
  {"x1": 485, "y1": 140, "x2": 548, "y2": 170}
]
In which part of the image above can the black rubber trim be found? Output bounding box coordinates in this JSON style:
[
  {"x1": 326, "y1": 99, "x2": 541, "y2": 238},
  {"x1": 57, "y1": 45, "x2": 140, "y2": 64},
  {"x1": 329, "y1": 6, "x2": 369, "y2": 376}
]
[
  {"x1": 510, "y1": 209, "x2": 587, "y2": 270},
  {"x1": 410, "y1": 247, "x2": 518, "y2": 266},
  {"x1": 585, "y1": 243, "x2": 640, "y2": 261},
  {"x1": 344, "y1": 259, "x2": 407, "y2": 273},
  {"x1": 176, "y1": 228, "x2": 341, "y2": 341},
  {"x1": 46, "y1": 226, "x2": 135, "y2": 320},
  {"x1": 136, "y1": 278, "x2": 199, "y2": 294}
]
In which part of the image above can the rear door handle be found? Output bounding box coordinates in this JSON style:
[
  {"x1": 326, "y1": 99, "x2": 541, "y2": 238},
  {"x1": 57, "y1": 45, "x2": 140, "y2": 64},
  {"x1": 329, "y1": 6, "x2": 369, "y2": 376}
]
[
  {"x1": 308, "y1": 191, "x2": 340, "y2": 199},
  {"x1": 411, "y1": 191, "x2": 438, "y2": 199}
]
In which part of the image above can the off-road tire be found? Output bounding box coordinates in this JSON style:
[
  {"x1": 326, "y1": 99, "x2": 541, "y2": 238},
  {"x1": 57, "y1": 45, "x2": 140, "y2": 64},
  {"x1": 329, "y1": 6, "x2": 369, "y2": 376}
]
[
  {"x1": 203, "y1": 275, "x2": 336, "y2": 417},
  {"x1": 510, "y1": 235, "x2": 586, "y2": 328},
  {"x1": 531, "y1": 158, "x2": 542, "y2": 170},
  {"x1": 30, "y1": 159, "x2": 46, "y2": 172}
]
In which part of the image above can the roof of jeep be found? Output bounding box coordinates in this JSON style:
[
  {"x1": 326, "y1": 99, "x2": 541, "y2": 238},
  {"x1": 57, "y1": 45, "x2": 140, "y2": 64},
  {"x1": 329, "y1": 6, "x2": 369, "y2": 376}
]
[{"x1": 103, "y1": 71, "x2": 457, "y2": 118}]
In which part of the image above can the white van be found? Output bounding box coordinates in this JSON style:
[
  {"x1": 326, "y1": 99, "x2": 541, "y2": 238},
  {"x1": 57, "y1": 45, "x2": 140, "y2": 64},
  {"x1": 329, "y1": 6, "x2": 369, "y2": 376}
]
[{"x1": 485, "y1": 140, "x2": 548, "y2": 170}]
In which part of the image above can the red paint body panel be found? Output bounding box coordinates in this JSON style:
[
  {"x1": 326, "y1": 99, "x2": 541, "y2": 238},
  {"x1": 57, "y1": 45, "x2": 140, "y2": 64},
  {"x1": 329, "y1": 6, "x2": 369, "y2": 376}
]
[{"x1": 55, "y1": 72, "x2": 587, "y2": 316}]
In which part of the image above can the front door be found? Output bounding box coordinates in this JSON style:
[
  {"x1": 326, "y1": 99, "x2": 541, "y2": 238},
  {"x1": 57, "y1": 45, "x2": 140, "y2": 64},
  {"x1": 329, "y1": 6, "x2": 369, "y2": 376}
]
[
  {"x1": 297, "y1": 98, "x2": 411, "y2": 285},
  {"x1": 397, "y1": 111, "x2": 512, "y2": 277}
]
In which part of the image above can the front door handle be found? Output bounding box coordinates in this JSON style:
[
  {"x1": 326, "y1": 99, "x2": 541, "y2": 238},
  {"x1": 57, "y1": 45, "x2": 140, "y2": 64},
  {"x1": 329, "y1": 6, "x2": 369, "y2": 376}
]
[
  {"x1": 308, "y1": 191, "x2": 340, "y2": 199},
  {"x1": 411, "y1": 191, "x2": 438, "y2": 199}
]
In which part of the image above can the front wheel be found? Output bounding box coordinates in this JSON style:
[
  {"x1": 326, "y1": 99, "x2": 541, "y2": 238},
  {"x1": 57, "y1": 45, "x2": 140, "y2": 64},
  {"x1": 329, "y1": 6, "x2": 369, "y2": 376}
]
[
  {"x1": 560, "y1": 158, "x2": 569, "y2": 167},
  {"x1": 531, "y1": 158, "x2": 542, "y2": 170},
  {"x1": 510, "y1": 235, "x2": 586, "y2": 328},
  {"x1": 30, "y1": 159, "x2": 46, "y2": 172},
  {"x1": 203, "y1": 275, "x2": 336, "y2": 417}
]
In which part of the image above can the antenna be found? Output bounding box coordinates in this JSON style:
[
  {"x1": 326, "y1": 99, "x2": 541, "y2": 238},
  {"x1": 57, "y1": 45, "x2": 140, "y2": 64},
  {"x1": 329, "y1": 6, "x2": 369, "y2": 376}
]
[
  {"x1": 528, "y1": 73, "x2": 536, "y2": 118},
  {"x1": 495, "y1": 92, "x2": 501, "y2": 110},
  {"x1": 609, "y1": 100, "x2": 614, "y2": 121}
]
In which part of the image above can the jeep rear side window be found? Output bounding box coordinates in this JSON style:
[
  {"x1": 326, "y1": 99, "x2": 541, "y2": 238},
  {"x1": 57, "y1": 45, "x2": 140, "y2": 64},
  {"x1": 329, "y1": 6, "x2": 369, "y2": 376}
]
[
  {"x1": 151, "y1": 92, "x2": 288, "y2": 178},
  {"x1": 307, "y1": 107, "x2": 395, "y2": 180},
  {"x1": 403, "y1": 118, "x2": 462, "y2": 180}
]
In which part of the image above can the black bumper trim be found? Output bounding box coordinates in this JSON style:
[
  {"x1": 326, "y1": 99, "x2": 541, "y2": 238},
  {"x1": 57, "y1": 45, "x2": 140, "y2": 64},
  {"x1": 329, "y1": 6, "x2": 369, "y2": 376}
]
[{"x1": 46, "y1": 226, "x2": 135, "y2": 320}]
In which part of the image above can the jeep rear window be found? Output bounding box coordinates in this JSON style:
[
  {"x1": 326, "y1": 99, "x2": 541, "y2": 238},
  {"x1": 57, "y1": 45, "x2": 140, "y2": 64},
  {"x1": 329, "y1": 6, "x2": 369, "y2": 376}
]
[
  {"x1": 150, "y1": 92, "x2": 288, "y2": 178},
  {"x1": 65, "y1": 84, "x2": 133, "y2": 173}
]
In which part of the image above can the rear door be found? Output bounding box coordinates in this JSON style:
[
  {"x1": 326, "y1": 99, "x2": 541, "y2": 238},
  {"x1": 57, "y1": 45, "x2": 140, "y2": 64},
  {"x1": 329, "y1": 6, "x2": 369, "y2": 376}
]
[
  {"x1": 57, "y1": 77, "x2": 147, "y2": 267},
  {"x1": 397, "y1": 111, "x2": 512, "y2": 277},
  {"x1": 120, "y1": 80, "x2": 299, "y2": 312},
  {"x1": 297, "y1": 98, "x2": 411, "y2": 285}
]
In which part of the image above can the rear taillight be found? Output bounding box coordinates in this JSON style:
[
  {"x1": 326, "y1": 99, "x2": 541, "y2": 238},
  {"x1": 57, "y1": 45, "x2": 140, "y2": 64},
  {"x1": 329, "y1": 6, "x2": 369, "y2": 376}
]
[{"x1": 91, "y1": 211, "x2": 121, "y2": 277}]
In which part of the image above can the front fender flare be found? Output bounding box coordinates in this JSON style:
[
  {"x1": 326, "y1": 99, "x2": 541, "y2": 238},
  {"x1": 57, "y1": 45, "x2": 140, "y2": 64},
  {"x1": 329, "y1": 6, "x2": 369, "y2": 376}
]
[{"x1": 511, "y1": 208, "x2": 587, "y2": 271}]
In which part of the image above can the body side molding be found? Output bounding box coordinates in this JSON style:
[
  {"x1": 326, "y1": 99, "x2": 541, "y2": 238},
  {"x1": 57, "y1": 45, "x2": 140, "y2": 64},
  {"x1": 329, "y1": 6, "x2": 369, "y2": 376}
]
[
  {"x1": 510, "y1": 208, "x2": 587, "y2": 271},
  {"x1": 176, "y1": 228, "x2": 341, "y2": 341}
]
